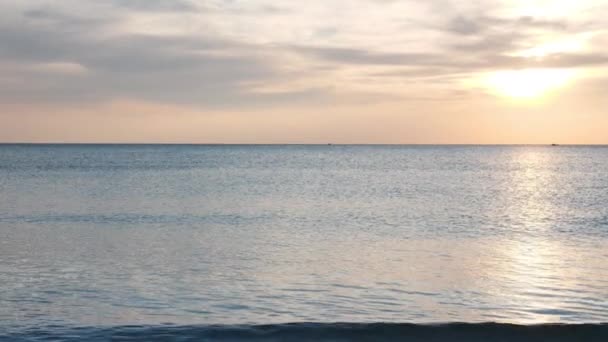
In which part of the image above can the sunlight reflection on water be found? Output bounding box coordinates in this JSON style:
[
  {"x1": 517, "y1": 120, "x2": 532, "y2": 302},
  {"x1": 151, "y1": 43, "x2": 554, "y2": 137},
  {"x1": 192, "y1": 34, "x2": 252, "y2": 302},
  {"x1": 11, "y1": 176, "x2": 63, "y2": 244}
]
[{"x1": 1, "y1": 145, "x2": 608, "y2": 330}]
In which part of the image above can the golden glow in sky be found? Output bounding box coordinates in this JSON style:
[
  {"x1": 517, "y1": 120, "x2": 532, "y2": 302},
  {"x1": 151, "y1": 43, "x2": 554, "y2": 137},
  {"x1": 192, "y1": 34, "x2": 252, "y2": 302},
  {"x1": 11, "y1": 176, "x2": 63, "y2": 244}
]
[
  {"x1": 484, "y1": 69, "x2": 576, "y2": 99},
  {"x1": 0, "y1": 0, "x2": 607, "y2": 143}
]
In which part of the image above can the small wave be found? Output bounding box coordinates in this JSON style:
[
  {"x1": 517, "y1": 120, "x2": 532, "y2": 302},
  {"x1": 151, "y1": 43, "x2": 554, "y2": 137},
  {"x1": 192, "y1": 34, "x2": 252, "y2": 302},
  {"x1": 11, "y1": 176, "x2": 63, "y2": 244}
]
[
  {"x1": 3, "y1": 323, "x2": 608, "y2": 341},
  {"x1": 0, "y1": 213, "x2": 271, "y2": 226}
]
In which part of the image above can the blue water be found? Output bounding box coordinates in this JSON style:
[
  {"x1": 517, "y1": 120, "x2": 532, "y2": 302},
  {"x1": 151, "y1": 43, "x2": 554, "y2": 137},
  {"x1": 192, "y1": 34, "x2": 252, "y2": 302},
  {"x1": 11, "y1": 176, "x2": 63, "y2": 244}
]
[{"x1": 1, "y1": 144, "x2": 608, "y2": 340}]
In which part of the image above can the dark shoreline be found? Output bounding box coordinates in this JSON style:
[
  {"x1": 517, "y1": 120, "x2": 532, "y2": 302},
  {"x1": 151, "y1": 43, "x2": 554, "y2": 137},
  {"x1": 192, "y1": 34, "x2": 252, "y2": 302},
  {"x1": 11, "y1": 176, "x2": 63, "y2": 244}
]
[{"x1": 4, "y1": 323, "x2": 608, "y2": 341}]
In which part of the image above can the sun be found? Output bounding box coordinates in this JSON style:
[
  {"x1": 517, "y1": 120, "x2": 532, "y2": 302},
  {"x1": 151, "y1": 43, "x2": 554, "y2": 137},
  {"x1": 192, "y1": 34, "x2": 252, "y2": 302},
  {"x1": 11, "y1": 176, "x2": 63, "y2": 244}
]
[{"x1": 484, "y1": 68, "x2": 575, "y2": 99}]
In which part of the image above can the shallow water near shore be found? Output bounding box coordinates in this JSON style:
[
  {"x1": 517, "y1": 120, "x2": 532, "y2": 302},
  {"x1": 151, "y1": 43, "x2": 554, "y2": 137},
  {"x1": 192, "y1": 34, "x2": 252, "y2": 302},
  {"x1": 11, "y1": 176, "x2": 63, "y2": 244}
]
[{"x1": 1, "y1": 145, "x2": 608, "y2": 338}]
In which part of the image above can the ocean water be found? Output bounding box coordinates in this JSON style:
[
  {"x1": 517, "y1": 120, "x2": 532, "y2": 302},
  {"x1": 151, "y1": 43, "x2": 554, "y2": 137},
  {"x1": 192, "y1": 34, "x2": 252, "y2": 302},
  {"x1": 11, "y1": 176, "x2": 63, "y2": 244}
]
[{"x1": 1, "y1": 144, "x2": 608, "y2": 340}]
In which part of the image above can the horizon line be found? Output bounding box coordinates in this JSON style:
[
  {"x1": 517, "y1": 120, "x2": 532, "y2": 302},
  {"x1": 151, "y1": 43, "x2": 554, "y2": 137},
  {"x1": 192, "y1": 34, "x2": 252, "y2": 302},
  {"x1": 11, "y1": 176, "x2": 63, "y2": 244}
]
[{"x1": 1, "y1": 142, "x2": 607, "y2": 146}]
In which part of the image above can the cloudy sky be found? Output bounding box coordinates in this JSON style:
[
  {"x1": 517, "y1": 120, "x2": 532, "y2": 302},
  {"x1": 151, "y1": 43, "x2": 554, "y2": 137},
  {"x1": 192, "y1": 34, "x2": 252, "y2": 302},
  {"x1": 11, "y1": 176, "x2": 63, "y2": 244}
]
[{"x1": 1, "y1": 0, "x2": 607, "y2": 143}]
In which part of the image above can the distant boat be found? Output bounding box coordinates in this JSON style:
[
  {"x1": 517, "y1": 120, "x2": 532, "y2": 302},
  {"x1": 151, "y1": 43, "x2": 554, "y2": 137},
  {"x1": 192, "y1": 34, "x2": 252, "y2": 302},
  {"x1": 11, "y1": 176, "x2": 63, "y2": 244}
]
[{"x1": 551, "y1": 143, "x2": 559, "y2": 146}]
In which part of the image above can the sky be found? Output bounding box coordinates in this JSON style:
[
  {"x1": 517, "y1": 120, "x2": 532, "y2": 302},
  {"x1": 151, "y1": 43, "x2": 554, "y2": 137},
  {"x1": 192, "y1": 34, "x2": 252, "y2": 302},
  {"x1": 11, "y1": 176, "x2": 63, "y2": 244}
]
[{"x1": 1, "y1": 0, "x2": 607, "y2": 144}]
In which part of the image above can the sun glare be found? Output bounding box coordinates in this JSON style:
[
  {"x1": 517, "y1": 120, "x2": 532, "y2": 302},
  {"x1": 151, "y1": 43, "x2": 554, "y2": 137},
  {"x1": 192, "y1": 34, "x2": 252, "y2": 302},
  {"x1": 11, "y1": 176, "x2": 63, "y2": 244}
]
[{"x1": 484, "y1": 69, "x2": 575, "y2": 99}]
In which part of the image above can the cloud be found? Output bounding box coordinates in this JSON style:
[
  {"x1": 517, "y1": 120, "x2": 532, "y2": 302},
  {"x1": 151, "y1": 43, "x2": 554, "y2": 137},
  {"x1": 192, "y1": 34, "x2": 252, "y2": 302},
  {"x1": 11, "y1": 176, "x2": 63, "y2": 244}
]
[
  {"x1": 108, "y1": 0, "x2": 198, "y2": 12},
  {"x1": 0, "y1": 2, "x2": 311, "y2": 107},
  {"x1": 293, "y1": 46, "x2": 435, "y2": 66},
  {"x1": 444, "y1": 15, "x2": 569, "y2": 36},
  {"x1": 447, "y1": 16, "x2": 483, "y2": 35},
  {"x1": 0, "y1": 0, "x2": 607, "y2": 110},
  {"x1": 294, "y1": 44, "x2": 608, "y2": 71}
]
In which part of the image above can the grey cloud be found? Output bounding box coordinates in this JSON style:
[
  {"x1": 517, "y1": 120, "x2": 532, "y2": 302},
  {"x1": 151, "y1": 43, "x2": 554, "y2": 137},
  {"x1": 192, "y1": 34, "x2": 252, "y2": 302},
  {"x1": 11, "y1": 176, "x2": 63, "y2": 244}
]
[
  {"x1": 294, "y1": 46, "x2": 435, "y2": 66},
  {"x1": 107, "y1": 0, "x2": 197, "y2": 12},
  {"x1": 294, "y1": 45, "x2": 488, "y2": 69},
  {"x1": 0, "y1": 32, "x2": 282, "y2": 107},
  {"x1": 0, "y1": 3, "x2": 315, "y2": 107},
  {"x1": 439, "y1": 14, "x2": 572, "y2": 65},
  {"x1": 447, "y1": 16, "x2": 482, "y2": 35},
  {"x1": 23, "y1": 8, "x2": 114, "y2": 28},
  {"x1": 447, "y1": 31, "x2": 526, "y2": 55},
  {"x1": 290, "y1": 6, "x2": 601, "y2": 75},
  {"x1": 78, "y1": 35, "x2": 248, "y2": 72},
  {"x1": 295, "y1": 44, "x2": 608, "y2": 77},
  {"x1": 192, "y1": 1, "x2": 288, "y2": 15},
  {"x1": 444, "y1": 14, "x2": 569, "y2": 36},
  {"x1": 1, "y1": 0, "x2": 606, "y2": 109},
  {"x1": 516, "y1": 16, "x2": 569, "y2": 30},
  {"x1": 525, "y1": 53, "x2": 608, "y2": 68}
]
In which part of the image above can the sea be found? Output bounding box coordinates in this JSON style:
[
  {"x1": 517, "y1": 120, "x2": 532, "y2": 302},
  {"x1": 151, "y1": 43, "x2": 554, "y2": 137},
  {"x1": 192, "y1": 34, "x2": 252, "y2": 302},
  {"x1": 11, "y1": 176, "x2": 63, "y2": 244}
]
[{"x1": 1, "y1": 144, "x2": 607, "y2": 341}]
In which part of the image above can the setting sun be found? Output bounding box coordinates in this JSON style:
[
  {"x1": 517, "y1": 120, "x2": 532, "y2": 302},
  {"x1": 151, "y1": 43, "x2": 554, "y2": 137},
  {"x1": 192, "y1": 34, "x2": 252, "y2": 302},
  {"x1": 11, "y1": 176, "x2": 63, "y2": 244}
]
[{"x1": 485, "y1": 68, "x2": 575, "y2": 99}]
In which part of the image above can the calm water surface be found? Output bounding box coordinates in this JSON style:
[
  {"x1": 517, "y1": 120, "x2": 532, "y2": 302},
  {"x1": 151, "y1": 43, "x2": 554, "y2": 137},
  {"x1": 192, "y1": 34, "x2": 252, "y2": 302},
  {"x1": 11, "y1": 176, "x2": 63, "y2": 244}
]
[{"x1": 1, "y1": 145, "x2": 608, "y2": 334}]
